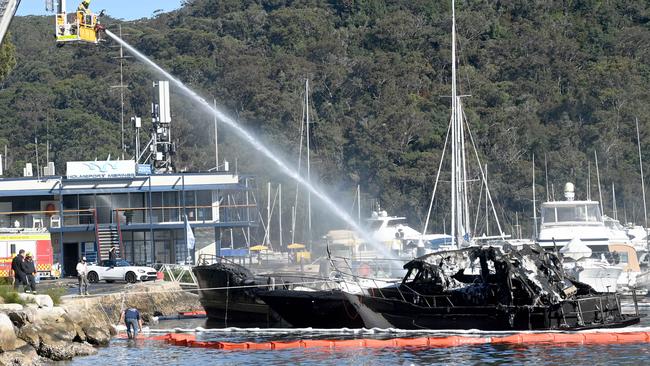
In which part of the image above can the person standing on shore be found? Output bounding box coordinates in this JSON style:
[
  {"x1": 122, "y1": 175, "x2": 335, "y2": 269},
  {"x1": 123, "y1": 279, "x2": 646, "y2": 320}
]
[
  {"x1": 76, "y1": 257, "x2": 89, "y2": 296},
  {"x1": 120, "y1": 306, "x2": 143, "y2": 339},
  {"x1": 11, "y1": 249, "x2": 26, "y2": 291},
  {"x1": 21, "y1": 253, "x2": 37, "y2": 293}
]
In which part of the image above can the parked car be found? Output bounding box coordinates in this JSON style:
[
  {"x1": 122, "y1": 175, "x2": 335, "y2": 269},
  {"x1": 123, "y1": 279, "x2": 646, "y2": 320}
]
[{"x1": 86, "y1": 259, "x2": 158, "y2": 283}]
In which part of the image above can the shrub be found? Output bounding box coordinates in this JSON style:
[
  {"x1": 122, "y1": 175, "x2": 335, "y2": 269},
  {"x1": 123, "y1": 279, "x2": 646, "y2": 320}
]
[
  {"x1": 44, "y1": 287, "x2": 66, "y2": 306},
  {"x1": 0, "y1": 285, "x2": 26, "y2": 305}
]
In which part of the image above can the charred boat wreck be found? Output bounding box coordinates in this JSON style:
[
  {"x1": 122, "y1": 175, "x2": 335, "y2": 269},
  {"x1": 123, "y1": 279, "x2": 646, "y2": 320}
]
[
  {"x1": 344, "y1": 244, "x2": 641, "y2": 330},
  {"x1": 192, "y1": 255, "x2": 333, "y2": 326}
]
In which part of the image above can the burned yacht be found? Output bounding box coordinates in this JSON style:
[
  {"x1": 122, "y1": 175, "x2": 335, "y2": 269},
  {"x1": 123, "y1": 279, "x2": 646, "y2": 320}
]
[
  {"x1": 344, "y1": 244, "x2": 640, "y2": 331},
  {"x1": 192, "y1": 255, "x2": 334, "y2": 326}
]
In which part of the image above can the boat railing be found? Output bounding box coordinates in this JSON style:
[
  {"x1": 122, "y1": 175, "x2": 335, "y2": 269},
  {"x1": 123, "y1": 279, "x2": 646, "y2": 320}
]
[
  {"x1": 564, "y1": 293, "x2": 636, "y2": 326},
  {"x1": 328, "y1": 255, "x2": 405, "y2": 295},
  {"x1": 196, "y1": 253, "x2": 242, "y2": 267}
]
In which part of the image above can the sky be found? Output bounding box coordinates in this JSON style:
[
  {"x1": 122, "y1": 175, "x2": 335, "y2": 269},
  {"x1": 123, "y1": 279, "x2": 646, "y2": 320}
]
[{"x1": 16, "y1": 0, "x2": 185, "y2": 20}]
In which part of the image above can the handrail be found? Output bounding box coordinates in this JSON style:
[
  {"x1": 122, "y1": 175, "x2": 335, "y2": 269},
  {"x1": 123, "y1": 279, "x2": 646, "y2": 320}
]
[
  {"x1": 115, "y1": 210, "x2": 124, "y2": 258},
  {"x1": 93, "y1": 208, "x2": 101, "y2": 261},
  {"x1": 115, "y1": 204, "x2": 256, "y2": 212},
  {"x1": 0, "y1": 208, "x2": 95, "y2": 215}
]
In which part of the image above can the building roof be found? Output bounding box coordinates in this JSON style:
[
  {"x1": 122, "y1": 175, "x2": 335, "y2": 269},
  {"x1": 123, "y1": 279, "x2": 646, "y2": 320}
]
[{"x1": 0, "y1": 172, "x2": 249, "y2": 197}]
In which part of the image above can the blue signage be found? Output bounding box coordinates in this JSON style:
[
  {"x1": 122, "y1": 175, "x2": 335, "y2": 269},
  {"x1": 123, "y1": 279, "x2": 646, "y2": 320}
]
[{"x1": 137, "y1": 164, "x2": 153, "y2": 175}]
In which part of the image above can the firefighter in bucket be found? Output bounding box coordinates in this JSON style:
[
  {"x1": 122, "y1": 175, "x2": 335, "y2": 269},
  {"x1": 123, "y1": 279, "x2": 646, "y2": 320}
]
[{"x1": 53, "y1": 0, "x2": 105, "y2": 44}]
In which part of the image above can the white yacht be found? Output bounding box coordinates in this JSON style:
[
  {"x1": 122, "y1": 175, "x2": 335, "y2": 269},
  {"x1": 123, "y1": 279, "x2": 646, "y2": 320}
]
[
  {"x1": 367, "y1": 209, "x2": 452, "y2": 253},
  {"x1": 538, "y1": 183, "x2": 625, "y2": 293}
]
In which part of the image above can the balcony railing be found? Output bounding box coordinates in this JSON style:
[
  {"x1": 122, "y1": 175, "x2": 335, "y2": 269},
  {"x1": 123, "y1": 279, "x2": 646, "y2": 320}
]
[
  {"x1": 114, "y1": 204, "x2": 255, "y2": 226},
  {"x1": 0, "y1": 209, "x2": 96, "y2": 230},
  {"x1": 0, "y1": 204, "x2": 256, "y2": 230}
]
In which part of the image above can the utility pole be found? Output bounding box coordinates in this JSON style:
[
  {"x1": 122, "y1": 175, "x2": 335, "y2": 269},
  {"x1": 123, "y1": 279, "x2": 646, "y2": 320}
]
[{"x1": 110, "y1": 24, "x2": 131, "y2": 158}]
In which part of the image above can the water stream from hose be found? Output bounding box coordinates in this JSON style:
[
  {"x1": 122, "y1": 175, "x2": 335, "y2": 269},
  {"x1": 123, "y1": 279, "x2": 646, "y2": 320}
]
[{"x1": 104, "y1": 30, "x2": 394, "y2": 260}]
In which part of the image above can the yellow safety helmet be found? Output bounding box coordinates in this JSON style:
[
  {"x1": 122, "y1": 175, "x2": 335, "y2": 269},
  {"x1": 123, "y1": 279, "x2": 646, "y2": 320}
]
[{"x1": 25, "y1": 252, "x2": 33, "y2": 258}]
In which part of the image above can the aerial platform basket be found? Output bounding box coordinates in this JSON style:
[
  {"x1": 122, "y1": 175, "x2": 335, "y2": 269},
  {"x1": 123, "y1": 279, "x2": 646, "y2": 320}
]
[{"x1": 47, "y1": 0, "x2": 104, "y2": 44}]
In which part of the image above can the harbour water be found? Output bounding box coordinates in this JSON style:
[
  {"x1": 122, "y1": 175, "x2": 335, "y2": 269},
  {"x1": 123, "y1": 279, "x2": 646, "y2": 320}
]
[{"x1": 65, "y1": 308, "x2": 650, "y2": 365}]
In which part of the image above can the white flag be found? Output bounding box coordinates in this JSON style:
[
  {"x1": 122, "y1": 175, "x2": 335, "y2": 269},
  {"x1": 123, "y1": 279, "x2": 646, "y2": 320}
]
[{"x1": 185, "y1": 215, "x2": 195, "y2": 250}]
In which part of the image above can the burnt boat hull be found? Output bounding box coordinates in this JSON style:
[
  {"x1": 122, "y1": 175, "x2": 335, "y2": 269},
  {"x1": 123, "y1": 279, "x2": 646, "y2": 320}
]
[
  {"x1": 192, "y1": 263, "x2": 281, "y2": 326},
  {"x1": 258, "y1": 290, "x2": 365, "y2": 328},
  {"x1": 345, "y1": 292, "x2": 640, "y2": 331}
]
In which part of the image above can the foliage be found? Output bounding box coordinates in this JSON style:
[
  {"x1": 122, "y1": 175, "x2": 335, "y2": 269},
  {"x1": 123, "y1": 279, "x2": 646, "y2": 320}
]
[
  {"x1": 44, "y1": 286, "x2": 66, "y2": 306},
  {"x1": 0, "y1": 285, "x2": 26, "y2": 305},
  {"x1": 1, "y1": 1, "x2": 650, "y2": 241}
]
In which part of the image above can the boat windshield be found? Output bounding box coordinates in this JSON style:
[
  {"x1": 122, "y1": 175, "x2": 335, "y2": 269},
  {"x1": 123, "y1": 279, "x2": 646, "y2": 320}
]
[
  {"x1": 542, "y1": 204, "x2": 601, "y2": 223},
  {"x1": 367, "y1": 218, "x2": 406, "y2": 231}
]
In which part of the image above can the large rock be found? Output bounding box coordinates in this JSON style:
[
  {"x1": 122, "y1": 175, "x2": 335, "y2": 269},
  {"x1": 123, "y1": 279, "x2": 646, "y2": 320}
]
[
  {"x1": 17, "y1": 324, "x2": 40, "y2": 349},
  {"x1": 0, "y1": 313, "x2": 17, "y2": 352},
  {"x1": 38, "y1": 337, "x2": 97, "y2": 361},
  {"x1": 7, "y1": 308, "x2": 36, "y2": 327},
  {"x1": 39, "y1": 315, "x2": 77, "y2": 343},
  {"x1": 0, "y1": 303, "x2": 23, "y2": 312},
  {"x1": 83, "y1": 326, "x2": 110, "y2": 346},
  {"x1": 0, "y1": 344, "x2": 41, "y2": 366},
  {"x1": 73, "y1": 322, "x2": 87, "y2": 343},
  {"x1": 18, "y1": 294, "x2": 54, "y2": 309}
]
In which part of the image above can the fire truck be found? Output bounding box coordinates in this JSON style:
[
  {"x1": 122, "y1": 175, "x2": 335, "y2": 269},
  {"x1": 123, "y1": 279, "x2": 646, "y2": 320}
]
[{"x1": 0, "y1": 231, "x2": 55, "y2": 279}]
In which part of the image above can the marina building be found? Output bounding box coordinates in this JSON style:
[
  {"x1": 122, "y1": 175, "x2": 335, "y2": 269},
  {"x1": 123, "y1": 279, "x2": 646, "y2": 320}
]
[{"x1": 0, "y1": 160, "x2": 257, "y2": 276}]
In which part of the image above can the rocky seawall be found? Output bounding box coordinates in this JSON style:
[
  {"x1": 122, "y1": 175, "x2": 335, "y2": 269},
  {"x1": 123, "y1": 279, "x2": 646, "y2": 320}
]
[{"x1": 0, "y1": 282, "x2": 202, "y2": 365}]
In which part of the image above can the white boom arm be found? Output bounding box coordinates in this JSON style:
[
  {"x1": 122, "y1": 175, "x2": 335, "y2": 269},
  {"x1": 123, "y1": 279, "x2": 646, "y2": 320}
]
[{"x1": 0, "y1": 0, "x2": 21, "y2": 44}]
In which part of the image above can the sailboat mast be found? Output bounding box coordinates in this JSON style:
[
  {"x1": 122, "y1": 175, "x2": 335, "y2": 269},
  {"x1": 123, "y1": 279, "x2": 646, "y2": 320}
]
[
  {"x1": 587, "y1": 161, "x2": 591, "y2": 200},
  {"x1": 357, "y1": 185, "x2": 361, "y2": 225},
  {"x1": 266, "y1": 181, "x2": 271, "y2": 248},
  {"x1": 533, "y1": 155, "x2": 538, "y2": 239},
  {"x1": 450, "y1": 0, "x2": 458, "y2": 246},
  {"x1": 635, "y1": 117, "x2": 649, "y2": 261},
  {"x1": 595, "y1": 150, "x2": 603, "y2": 213},
  {"x1": 545, "y1": 154, "x2": 550, "y2": 202},
  {"x1": 305, "y1": 79, "x2": 312, "y2": 251},
  {"x1": 278, "y1": 183, "x2": 283, "y2": 248},
  {"x1": 612, "y1": 183, "x2": 617, "y2": 221},
  {"x1": 485, "y1": 164, "x2": 489, "y2": 236}
]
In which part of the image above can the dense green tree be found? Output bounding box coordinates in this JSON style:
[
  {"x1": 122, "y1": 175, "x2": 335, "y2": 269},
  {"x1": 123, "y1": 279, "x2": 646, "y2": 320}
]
[{"x1": 1, "y1": 1, "x2": 650, "y2": 242}]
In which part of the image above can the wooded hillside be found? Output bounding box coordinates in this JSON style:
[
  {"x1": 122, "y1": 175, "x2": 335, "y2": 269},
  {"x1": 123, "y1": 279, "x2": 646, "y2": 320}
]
[{"x1": 1, "y1": 0, "x2": 650, "y2": 241}]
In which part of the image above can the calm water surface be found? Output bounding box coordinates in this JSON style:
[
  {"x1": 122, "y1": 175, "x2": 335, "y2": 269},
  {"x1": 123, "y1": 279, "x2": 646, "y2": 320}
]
[{"x1": 65, "y1": 305, "x2": 650, "y2": 365}]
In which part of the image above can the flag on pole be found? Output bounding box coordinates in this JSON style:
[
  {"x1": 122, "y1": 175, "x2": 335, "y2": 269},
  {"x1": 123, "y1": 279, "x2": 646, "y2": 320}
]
[{"x1": 185, "y1": 214, "x2": 195, "y2": 250}]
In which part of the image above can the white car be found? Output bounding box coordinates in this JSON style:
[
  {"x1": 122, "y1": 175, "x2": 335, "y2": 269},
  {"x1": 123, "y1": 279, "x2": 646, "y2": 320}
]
[{"x1": 86, "y1": 259, "x2": 158, "y2": 283}]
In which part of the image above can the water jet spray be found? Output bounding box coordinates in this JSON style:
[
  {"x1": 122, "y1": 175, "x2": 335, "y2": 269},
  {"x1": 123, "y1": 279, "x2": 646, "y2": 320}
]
[{"x1": 104, "y1": 29, "x2": 395, "y2": 260}]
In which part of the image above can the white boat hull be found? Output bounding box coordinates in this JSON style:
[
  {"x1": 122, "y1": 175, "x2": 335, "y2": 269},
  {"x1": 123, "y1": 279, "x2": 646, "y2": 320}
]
[{"x1": 567, "y1": 266, "x2": 622, "y2": 293}]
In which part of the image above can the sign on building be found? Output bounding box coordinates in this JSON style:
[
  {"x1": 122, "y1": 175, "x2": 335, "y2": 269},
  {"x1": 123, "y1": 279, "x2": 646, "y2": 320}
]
[{"x1": 66, "y1": 160, "x2": 136, "y2": 179}]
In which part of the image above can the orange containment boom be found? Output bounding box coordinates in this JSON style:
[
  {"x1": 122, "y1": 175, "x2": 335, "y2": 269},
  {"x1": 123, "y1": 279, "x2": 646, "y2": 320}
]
[{"x1": 134, "y1": 331, "x2": 650, "y2": 350}]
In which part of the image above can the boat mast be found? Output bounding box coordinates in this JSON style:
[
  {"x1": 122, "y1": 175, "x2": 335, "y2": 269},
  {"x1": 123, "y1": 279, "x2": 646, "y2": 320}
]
[
  {"x1": 278, "y1": 183, "x2": 283, "y2": 248},
  {"x1": 485, "y1": 164, "x2": 489, "y2": 236},
  {"x1": 635, "y1": 117, "x2": 649, "y2": 262},
  {"x1": 532, "y1": 154, "x2": 538, "y2": 239},
  {"x1": 587, "y1": 161, "x2": 591, "y2": 200},
  {"x1": 357, "y1": 185, "x2": 361, "y2": 225},
  {"x1": 544, "y1": 154, "x2": 550, "y2": 202},
  {"x1": 450, "y1": 0, "x2": 468, "y2": 247},
  {"x1": 595, "y1": 150, "x2": 603, "y2": 213},
  {"x1": 612, "y1": 183, "x2": 617, "y2": 221},
  {"x1": 305, "y1": 79, "x2": 312, "y2": 251},
  {"x1": 292, "y1": 83, "x2": 307, "y2": 246},
  {"x1": 266, "y1": 181, "x2": 271, "y2": 248}
]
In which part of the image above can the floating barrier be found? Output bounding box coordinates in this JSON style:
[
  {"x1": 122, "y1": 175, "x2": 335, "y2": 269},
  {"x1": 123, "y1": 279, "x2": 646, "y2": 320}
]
[
  {"x1": 156, "y1": 310, "x2": 207, "y2": 320},
  {"x1": 131, "y1": 331, "x2": 650, "y2": 351}
]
